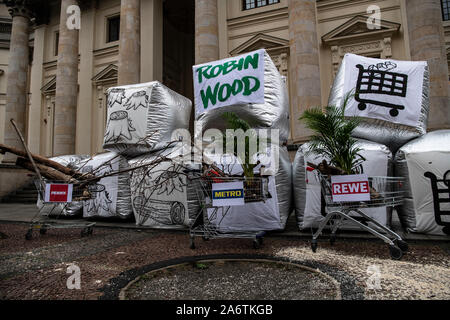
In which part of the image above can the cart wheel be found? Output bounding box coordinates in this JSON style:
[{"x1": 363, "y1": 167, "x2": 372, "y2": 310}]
[
  {"x1": 25, "y1": 229, "x2": 32, "y2": 240},
  {"x1": 389, "y1": 245, "x2": 403, "y2": 260},
  {"x1": 389, "y1": 108, "x2": 399, "y2": 117},
  {"x1": 81, "y1": 228, "x2": 89, "y2": 237},
  {"x1": 395, "y1": 239, "x2": 408, "y2": 253},
  {"x1": 39, "y1": 228, "x2": 47, "y2": 235},
  {"x1": 190, "y1": 238, "x2": 196, "y2": 250},
  {"x1": 257, "y1": 237, "x2": 264, "y2": 246},
  {"x1": 358, "y1": 102, "x2": 366, "y2": 111},
  {"x1": 443, "y1": 226, "x2": 450, "y2": 236},
  {"x1": 253, "y1": 238, "x2": 262, "y2": 249},
  {"x1": 311, "y1": 239, "x2": 318, "y2": 253},
  {"x1": 87, "y1": 227, "x2": 94, "y2": 235},
  {"x1": 330, "y1": 234, "x2": 336, "y2": 245}
]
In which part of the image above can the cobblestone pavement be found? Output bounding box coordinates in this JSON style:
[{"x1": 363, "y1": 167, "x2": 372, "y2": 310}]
[{"x1": 0, "y1": 222, "x2": 449, "y2": 300}]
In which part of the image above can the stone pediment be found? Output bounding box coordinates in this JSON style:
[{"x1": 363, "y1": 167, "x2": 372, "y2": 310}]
[
  {"x1": 322, "y1": 15, "x2": 400, "y2": 44},
  {"x1": 41, "y1": 76, "x2": 56, "y2": 94},
  {"x1": 92, "y1": 64, "x2": 118, "y2": 84},
  {"x1": 229, "y1": 33, "x2": 289, "y2": 56}
]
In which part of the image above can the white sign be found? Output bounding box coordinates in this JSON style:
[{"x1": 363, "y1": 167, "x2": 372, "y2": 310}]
[
  {"x1": 342, "y1": 53, "x2": 427, "y2": 127},
  {"x1": 212, "y1": 181, "x2": 245, "y2": 207},
  {"x1": 331, "y1": 174, "x2": 370, "y2": 202},
  {"x1": 193, "y1": 49, "x2": 265, "y2": 115}
]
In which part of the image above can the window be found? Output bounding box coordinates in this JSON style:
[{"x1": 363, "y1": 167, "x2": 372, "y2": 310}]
[
  {"x1": 442, "y1": 0, "x2": 450, "y2": 21},
  {"x1": 243, "y1": 0, "x2": 280, "y2": 11},
  {"x1": 107, "y1": 15, "x2": 120, "y2": 43},
  {"x1": 54, "y1": 31, "x2": 59, "y2": 56}
]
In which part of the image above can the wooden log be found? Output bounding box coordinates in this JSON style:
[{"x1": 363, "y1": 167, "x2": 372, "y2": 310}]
[
  {"x1": 0, "y1": 143, "x2": 92, "y2": 180},
  {"x1": 16, "y1": 157, "x2": 77, "y2": 183}
]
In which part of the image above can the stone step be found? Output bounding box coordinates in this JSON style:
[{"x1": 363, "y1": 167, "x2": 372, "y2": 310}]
[{"x1": 0, "y1": 182, "x2": 39, "y2": 204}]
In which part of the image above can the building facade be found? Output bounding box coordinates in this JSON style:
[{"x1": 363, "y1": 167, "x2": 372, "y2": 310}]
[{"x1": 0, "y1": 0, "x2": 449, "y2": 195}]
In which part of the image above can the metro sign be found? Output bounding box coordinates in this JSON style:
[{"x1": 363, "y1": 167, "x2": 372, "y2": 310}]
[
  {"x1": 331, "y1": 174, "x2": 370, "y2": 202},
  {"x1": 44, "y1": 184, "x2": 73, "y2": 203},
  {"x1": 212, "y1": 181, "x2": 245, "y2": 207}
]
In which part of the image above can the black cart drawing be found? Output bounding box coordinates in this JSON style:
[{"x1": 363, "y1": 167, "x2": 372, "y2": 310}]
[
  {"x1": 354, "y1": 64, "x2": 408, "y2": 117},
  {"x1": 424, "y1": 171, "x2": 450, "y2": 235}
]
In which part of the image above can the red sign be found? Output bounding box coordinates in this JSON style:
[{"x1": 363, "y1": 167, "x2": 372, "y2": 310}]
[
  {"x1": 44, "y1": 184, "x2": 73, "y2": 203},
  {"x1": 331, "y1": 174, "x2": 370, "y2": 202}
]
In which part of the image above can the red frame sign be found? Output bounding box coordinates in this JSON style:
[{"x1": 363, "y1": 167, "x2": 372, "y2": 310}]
[{"x1": 44, "y1": 184, "x2": 73, "y2": 203}]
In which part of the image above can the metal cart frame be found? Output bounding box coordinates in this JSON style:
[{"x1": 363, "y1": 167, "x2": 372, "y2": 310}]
[
  {"x1": 424, "y1": 171, "x2": 450, "y2": 235},
  {"x1": 189, "y1": 175, "x2": 271, "y2": 249},
  {"x1": 26, "y1": 179, "x2": 97, "y2": 240},
  {"x1": 312, "y1": 175, "x2": 408, "y2": 260},
  {"x1": 355, "y1": 64, "x2": 408, "y2": 117}
]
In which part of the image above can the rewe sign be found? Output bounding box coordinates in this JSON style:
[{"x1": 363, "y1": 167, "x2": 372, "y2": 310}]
[
  {"x1": 44, "y1": 184, "x2": 73, "y2": 203},
  {"x1": 193, "y1": 49, "x2": 265, "y2": 114},
  {"x1": 331, "y1": 174, "x2": 370, "y2": 202}
]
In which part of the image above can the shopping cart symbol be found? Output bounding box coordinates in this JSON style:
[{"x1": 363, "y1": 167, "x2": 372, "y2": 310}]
[
  {"x1": 355, "y1": 64, "x2": 408, "y2": 117},
  {"x1": 424, "y1": 171, "x2": 450, "y2": 235}
]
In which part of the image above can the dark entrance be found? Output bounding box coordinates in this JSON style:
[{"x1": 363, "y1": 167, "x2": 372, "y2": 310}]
[{"x1": 163, "y1": 0, "x2": 195, "y2": 102}]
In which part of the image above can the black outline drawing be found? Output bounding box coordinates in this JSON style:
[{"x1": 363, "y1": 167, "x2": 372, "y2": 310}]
[
  {"x1": 125, "y1": 90, "x2": 149, "y2": 110},
  {"x1": 131, "y1": 162, "x2": 187, "y2": 226},
  {"x1": 82, "y1": 161, "x2": 116, "y2": 216},
  {"x1": 107, "y1": 88, "x2": 126, "y2": 108},
  {"x1": 104, "y1": 110, "x2": 136, "y2": 143},
  {"x1": 367, "y1": 61, "x2": 397, "y2": 72},
  {"x1": 354, "y1": 63, "x2": 408, "y2": 117},
  {"x1": 424, "y1": 171, "x2": 450, "y2": 235},
  {"x1": 133, "y1": 196, "x2": 186, "y2": 226}
]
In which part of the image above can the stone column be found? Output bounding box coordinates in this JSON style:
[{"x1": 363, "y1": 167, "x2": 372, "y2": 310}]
[
  {"x1": 54, "y1": 0, "x2": 79, "y2": 156},
  {"x1": 288, "y1": 0, "x2": 322, "y2": 143},
  {"x1": 405, "y1": 0, "x2": 450, "y2": 130},
  {"x1": 118, "y1": 0, "x2": 140, "y2": 85},
  {"x1": 195, "y1": 0, "x2": 219, "y2": 64},
  {"x1": 3, "y1": 2, "x2": 32, "y2": 162}
]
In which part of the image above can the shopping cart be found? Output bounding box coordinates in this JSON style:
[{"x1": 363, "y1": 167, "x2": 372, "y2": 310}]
[
  {"x1": 311, "y1": 175, "x2": 408, "y2": 260},
  {"x1": 26, "y1": 180, "x2": 100, "y2": 240},
  {"x1": 424, "y1": 171, "x2": 450, "y2": 235},
  {"x1": 355, "y1": 64, "x2": 408, "y2": 117},
  {"x1": 189, "y1": 174, "x2": 271, "y2": 249}
]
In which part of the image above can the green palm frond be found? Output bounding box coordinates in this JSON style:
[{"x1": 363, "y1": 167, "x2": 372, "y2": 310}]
[
  {"x1": 222, "y1": 112, "x2": 260, "y2": 178},
  {"x1": 299, "y1": 91, "x2": 364, "y2": 174}
]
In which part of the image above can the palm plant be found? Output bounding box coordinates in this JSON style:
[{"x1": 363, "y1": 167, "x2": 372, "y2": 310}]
[
  {"x1": 222, "y1": 112, "x2": 260, "y2": 178},
  {"x1": 299, "y1": 92, "x2": 365, "y2": 175}
]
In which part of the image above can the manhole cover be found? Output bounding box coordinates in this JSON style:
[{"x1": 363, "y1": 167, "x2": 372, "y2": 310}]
[{"x1": 122, "y1": 259, "x2": 340, "y2": 300}]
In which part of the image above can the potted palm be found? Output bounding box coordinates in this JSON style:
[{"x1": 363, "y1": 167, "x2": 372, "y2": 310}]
[
  {"x1": 221, "y1": 112, "x2": 268, "y2": 202},
  {"x1": 299, "y1": 92, "x2": 365, "y2": 175}
]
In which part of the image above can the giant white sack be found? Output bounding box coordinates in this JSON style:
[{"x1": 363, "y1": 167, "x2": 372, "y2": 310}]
[
  {"x1": 81, "y1": 152, "x2": 133, "y2": 219},
  {"x1": 103, "y1": 81, "x2": 192, "y2": 157},
  {"x1": 329, "y1": 53, "x2": 429, "y2": 152},
  {"x1": 193, "y1": 49, "x2": 290, "y2": 144},
  {"x1": 395, "y1": 130, "x2": 450, "y2": 236},
  {"x1": 128, "y1": 144, "x2": 198, "y2": 229},
  {"x1": 202, "y1": 144, "x2": 292, "y2": 231}
]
